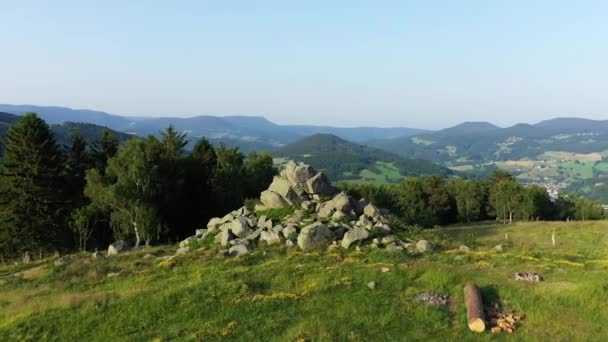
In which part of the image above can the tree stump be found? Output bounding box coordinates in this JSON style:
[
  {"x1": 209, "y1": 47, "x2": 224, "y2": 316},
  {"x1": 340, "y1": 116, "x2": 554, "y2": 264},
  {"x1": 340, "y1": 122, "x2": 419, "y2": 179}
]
[{"x1": 464, "y1": 282, "x2": 486, "y2": 333}]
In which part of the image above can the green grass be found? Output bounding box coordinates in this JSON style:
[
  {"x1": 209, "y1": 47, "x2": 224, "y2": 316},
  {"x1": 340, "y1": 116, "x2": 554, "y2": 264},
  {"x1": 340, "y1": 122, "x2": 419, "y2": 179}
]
[
  {"x1": 1, "y1": 221, "x2": 608, "y2": 340},
  {"x1": 343, "y1": 161, "x2": 404, "y2": 184}
]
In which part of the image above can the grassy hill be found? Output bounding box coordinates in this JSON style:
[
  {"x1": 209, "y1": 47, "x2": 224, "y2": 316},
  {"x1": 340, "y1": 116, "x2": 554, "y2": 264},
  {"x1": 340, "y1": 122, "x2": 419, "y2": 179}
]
[
  {"x1": 273, "y1": 134, "x2": 454, "y2": 183},
  {"x1": 1, "y1": 221, "x2": 607, "y2": 340}
]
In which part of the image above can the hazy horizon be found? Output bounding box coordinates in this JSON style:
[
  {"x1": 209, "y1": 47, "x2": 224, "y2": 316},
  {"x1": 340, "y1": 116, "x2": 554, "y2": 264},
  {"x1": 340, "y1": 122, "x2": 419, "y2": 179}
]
[{"x1": 2, "y1": 1, "x2": 608, "y2": 129}]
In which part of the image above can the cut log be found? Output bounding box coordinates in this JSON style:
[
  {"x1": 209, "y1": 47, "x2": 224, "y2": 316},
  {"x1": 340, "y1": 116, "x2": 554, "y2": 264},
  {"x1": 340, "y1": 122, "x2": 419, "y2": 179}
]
[{"x1": 464, "y1": 282, "x2": 486, "y2": 333}]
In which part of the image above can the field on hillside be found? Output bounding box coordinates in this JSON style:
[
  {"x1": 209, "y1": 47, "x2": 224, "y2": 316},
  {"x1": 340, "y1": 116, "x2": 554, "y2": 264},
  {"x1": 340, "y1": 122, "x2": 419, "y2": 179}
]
[{"x1": 1, "y1": 221, "x2": 608, "y2": 341}]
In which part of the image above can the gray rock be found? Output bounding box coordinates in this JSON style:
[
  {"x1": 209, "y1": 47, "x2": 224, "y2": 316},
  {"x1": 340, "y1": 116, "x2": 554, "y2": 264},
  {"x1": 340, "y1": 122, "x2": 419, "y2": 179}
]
[
  {"x1": 363, "y1": 203, "x2": 381, "y2": 218},
  {"x1": 207, "y1": 218, "x2": 222, "y2": 232},
  {"x1": 285, "y1": 239, "x2": 295, "y2": 247},
  {"x1": 142, "y1": 253, "x2": 155, "y2": 260},
  {"x1": 305, "y1": 172, "x2": 335, "y2": 196},
  {"x1": 54, "y1": 255, "x2": 71, "y2": 266},
  {"x1": 219, "y1": 213, "x2": 235, "y2": 224},
  {"x1": 341, "y1": 228, "x2": 370, "y2": 248},
  {"x1": 107, "y1": 241, "x2": 130, "y2": 256},
  {"x1": 175, "y1": 246, "x2": 189, "y2": 255},
  {"x1": 317, "y1": 203, "x2": 334, "y2": 219},
  {"x1": 230, "y1": 217, "x2": 252, "y2": 238},
  {"x1": 285, "y1": 163, "x2": 316, "y2": 183},
  {"x1": 301, "y1": 200, "x2": 315, "y2": 211},
  {"x1": 195, "y1": 228, "x2": 208, "y2": 236},
  {"x1": 373, "y1": 223, "x2": 392, "y2": 234},
  {"x1": 416, "y1": 240, "x2": 433, "y2": 253},
  {"x1": 260, "y1": 231, "x2": 284, "y2": 245},
  {"x1": 228, "y1": 244, "x2": 251, "y2": 257},
  {"x1": 179, "y1": 236, "x2": 196, "y2": 248},
  {"x1": 367, "y1": 281, "x2": 376, "y2": 290},
  {"x1": 381, "y1": 235, "x2": 398, "y2": 245},
  {"x1": 459, "y1": 245, "x2": 470, "y2": 251},
  {"x1": 328, "y1": 192, "x2": 353, "y2": 213},
  {"x1": 246, "y1": 228, "x2": 263, "y2": 241},
  {"x1": 257, "y1": 215, "x2": 268, "y2": 228},
  {"x1": 282, "y1": 225, "x2": 297, "y2": 239},
  {"x1": 107, "y1": 272, "x2": 120, "y2": 278},
  {"x1": 219, "y1": 229, "x2": 236, "y2": 247},
  {"x1": 260, "y1": 190, "x2": 289, "y2": 209},
  {"x1": 272, "y1": 224, "x2": 285, "y2": 233},
  {"x1": 297, "y1": 222, "x2": 333, "y2": 251},
  {"x1": 331, "y1": 210, "x2": 349, "y2": 221},
  {"x1": 332, "y1": 227, "x2": 347, "y2": 239},
  {"x1": 268, "y1": 176, "x2": 300, "y2": 205},
  {"x1": 386, "y1": 243, "x2": 405, "y2": 252},
  {"x1": 91, "y1": 250, "x2": 104, "y2": 259},
  {"x1": 494, "y1": 244, "x2": 505, "y2": 252}
]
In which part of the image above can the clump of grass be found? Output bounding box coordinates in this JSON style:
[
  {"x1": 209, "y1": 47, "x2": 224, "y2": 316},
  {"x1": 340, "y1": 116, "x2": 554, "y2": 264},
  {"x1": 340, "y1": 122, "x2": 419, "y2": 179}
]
[{"x1": 256, "y1": 206, "x2": 296, "y2": 221}]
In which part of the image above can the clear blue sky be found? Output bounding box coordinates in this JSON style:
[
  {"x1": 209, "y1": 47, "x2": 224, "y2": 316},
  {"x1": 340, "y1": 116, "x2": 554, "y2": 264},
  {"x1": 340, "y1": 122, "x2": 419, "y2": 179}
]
[{"x1": 1, "y1": 1, "x2": 607, "y2": 129}]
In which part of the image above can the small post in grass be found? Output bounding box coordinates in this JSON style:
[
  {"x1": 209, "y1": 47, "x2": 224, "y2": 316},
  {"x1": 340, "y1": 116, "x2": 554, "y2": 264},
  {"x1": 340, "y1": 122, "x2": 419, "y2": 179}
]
[{"x1": 552, "y1": 231, "x2": 556, "y2": 247}]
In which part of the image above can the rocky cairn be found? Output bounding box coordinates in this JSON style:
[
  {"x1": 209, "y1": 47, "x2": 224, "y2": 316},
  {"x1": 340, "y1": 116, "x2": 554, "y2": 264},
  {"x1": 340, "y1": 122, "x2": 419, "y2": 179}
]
[{"x1": 181, "y1": 161, "x2": 432, "y2": 257}]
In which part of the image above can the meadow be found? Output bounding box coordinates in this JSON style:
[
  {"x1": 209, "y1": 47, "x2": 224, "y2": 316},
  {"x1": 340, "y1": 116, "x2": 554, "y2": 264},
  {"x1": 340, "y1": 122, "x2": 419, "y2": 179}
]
[{"x1": 1, "y1": 221, "x2": 608, "y2": 341}]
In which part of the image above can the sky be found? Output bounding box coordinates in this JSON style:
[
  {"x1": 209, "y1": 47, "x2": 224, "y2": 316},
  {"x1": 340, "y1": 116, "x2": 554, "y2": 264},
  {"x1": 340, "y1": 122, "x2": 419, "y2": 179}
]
[{"x1": 1, "y1": 1, "x2": 607, "y2": 129}]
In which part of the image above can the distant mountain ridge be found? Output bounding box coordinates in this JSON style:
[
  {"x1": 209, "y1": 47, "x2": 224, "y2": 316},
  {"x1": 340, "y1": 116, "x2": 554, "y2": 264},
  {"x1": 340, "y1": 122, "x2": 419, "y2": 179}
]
[
  {"x1": 370, "y1": 117, "x2": 608, "y2": 163},
  {"x1": 0, "y1": 112, "x2": 131, "y2": 152},
  {"x1": 0, "y1": 104, "x2": 427, "y2": 151}
]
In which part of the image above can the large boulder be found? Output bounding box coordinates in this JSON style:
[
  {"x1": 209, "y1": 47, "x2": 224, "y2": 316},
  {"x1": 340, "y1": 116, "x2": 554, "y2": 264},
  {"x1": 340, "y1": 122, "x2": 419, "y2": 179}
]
[
  {"x1": 297, "y1": 222, "x2": 333, "y2": 251},
  {"x1": 283, "y1": 161, "x2": 316, "y2": 184},
  {"x1": 107, "y1": 241, "x2": 130, "y2": 256},
  {"x1": 341, "y1": 228, "x2": 370, "y2": 248},
  {"x1": 230, "y1": 217, "x2": 252, "y2": 238},
  {"x1": 305, "y1": 172, "x2": 335, "y2": 196},
  {"x1": 207, "y1": 218, "x2": 222, "y2": 232},
  {"x1": 268, "y1": 176, "x2": 300, "y2": 205},
  {"x1": 260, "y1": 190, "x2": 289, "y2": 209}
]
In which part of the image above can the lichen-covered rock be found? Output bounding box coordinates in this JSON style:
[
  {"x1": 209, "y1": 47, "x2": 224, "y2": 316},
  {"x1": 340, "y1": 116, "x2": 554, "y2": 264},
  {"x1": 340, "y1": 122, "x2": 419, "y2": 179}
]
[
  {"x1": 297, "y1": 222, "x2": 333, "y2": 251},
  {"x1": 218, "y1": 229, "x2": 236, "y2": 247},
  {"x1": 341, "y1": 228, "x2": 370, "y2": 248}
]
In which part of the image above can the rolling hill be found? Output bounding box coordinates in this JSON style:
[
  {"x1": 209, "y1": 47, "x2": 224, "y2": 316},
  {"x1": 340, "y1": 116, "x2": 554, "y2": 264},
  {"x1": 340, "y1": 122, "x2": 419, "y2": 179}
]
[
  {"x1": 273, "y1": 134, "x2": 453, "y2": 183},
  {"x1": 0, "y1": 104, "x2": 427, "y2": 150}
]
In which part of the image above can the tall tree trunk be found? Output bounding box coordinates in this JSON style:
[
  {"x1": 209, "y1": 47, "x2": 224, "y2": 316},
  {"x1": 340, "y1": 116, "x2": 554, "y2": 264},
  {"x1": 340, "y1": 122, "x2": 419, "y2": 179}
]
[{"x1": 133, "y1": 222, "x2": 141, "y2": 247}]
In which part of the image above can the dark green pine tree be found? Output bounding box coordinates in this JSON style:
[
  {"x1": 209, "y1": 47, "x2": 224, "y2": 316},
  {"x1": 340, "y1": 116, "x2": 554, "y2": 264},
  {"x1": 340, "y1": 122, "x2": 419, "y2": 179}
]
[
  {"x1": 91, "y1": 128, "x2": 119, "y2": 173},
  {"x1": 0, "y1": 113, "x2": 69, "y2": 256},
  {"x1": 66, "y1": 132, "x2": 92, "y2": 209}
]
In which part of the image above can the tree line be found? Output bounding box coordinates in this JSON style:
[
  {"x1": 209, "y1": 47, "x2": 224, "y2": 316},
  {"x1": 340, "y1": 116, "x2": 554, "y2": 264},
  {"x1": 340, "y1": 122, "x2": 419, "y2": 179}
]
[
  {"x1": 341, "y1": 170, "x2": 605, "y2": 227},
  {"x1": 0, "y1": 113, "x2": 276, "y2": 258}
]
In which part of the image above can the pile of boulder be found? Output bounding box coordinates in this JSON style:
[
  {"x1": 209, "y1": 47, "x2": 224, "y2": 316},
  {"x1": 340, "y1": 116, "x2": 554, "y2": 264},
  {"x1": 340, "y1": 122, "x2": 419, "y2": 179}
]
[{"x1": 180, "y1": 161, "x2": 434, "y2": 257}]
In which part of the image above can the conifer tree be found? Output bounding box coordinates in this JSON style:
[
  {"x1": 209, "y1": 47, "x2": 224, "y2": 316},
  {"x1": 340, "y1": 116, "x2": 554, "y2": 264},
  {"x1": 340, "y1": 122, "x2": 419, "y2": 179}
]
[{"x1": 0, "y1": 113, "x2": 68, "y2": 255}]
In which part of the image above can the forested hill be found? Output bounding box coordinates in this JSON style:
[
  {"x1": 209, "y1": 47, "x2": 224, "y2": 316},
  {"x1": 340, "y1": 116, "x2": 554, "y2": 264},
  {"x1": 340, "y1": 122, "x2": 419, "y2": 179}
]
[
  {"x1": 0, "y1": 104, "x2": 426, "y2": 151},
  {"x1": 273, "y1": 133, "x2": 453, "y2": 182},
  {"x1": 0, "y1": 112, "x2": 131, "y2": 151},
  {"x1": 369, "y1": 118, "x2": 608, "y2": 163}
]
